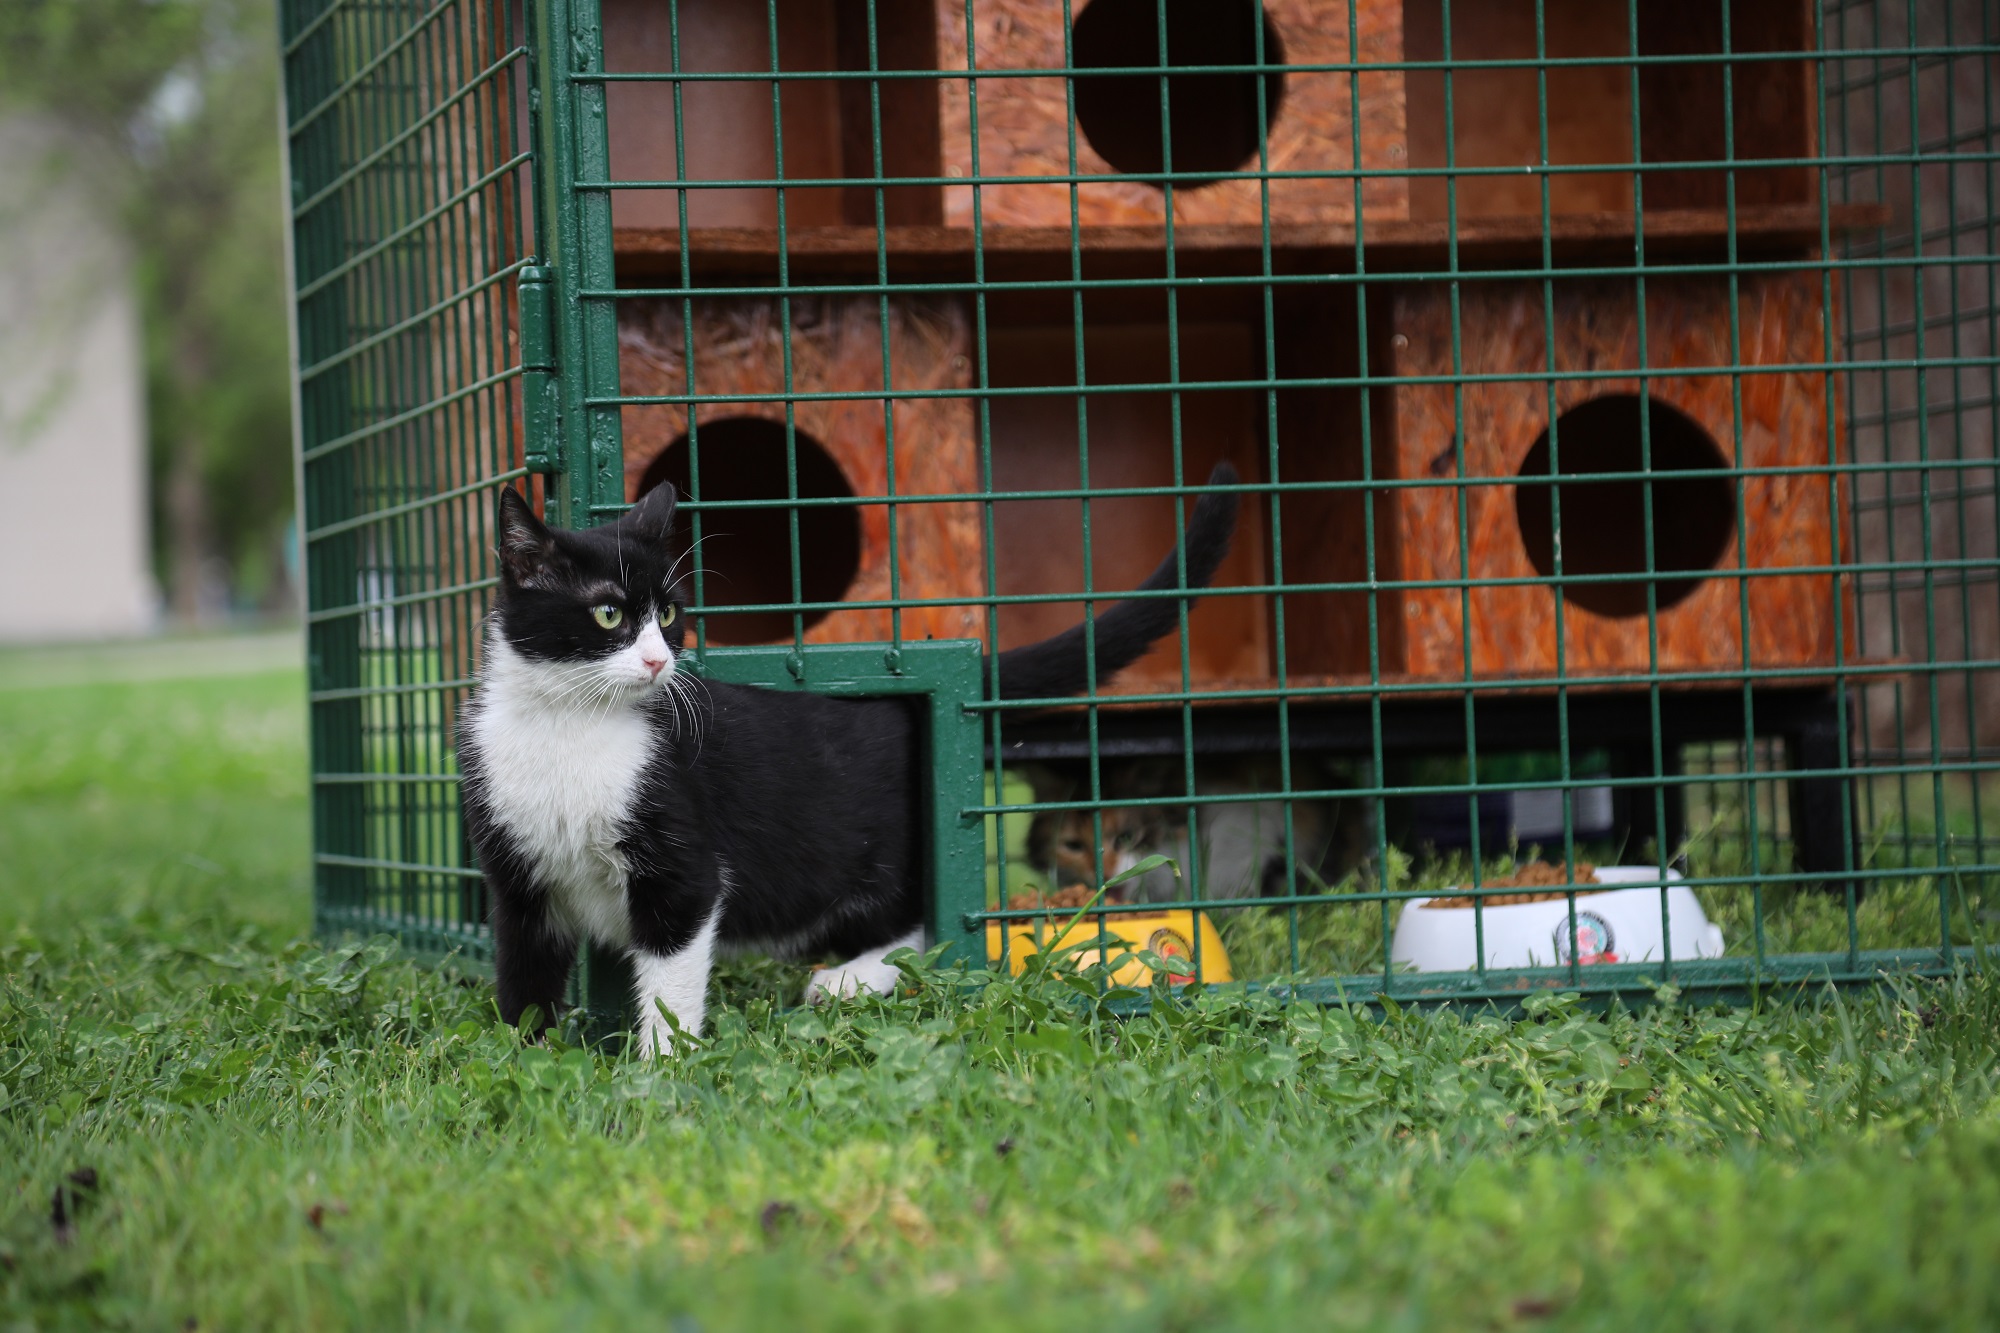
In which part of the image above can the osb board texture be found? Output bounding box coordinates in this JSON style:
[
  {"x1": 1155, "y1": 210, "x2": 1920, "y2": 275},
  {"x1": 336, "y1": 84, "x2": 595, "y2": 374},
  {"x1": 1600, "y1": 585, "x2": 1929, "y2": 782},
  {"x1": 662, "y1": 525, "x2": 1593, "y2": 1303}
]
[
  {"x1": 1633, "y1": 0, "x2": 1815, "y2": 210},
  {"x1": 600, "y1": 0, "x2": 941, "y2": 230},
  {"x1": 601, "y1": 0, "x2": 845, "y2": 230},
  {"x1": 984, "y1": 321, "x2": 1273, "y2": 689},
  {"x1": 1402, "y1": 0, "x2": 1815, "y2": 219},
  {"x1": 936, "y1": 0, "x2": 1409, "y2": 227},
  {"x1": 1387, "y1": 273, "x2": 1845, "y2": 680},
  {"x1": 616, "y1": 296, "x2": 983, "y2": 644},
  {"x1": 1403, "y1": 0, "x2": 1636, "y2": 218}
]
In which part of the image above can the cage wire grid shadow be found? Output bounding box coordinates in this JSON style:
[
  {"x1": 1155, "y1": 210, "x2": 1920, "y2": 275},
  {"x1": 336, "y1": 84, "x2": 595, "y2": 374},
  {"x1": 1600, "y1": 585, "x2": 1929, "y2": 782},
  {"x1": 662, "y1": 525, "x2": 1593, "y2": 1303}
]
[{"x1": 279, "y1": 0, "x2": 1998, "y2": 1019}]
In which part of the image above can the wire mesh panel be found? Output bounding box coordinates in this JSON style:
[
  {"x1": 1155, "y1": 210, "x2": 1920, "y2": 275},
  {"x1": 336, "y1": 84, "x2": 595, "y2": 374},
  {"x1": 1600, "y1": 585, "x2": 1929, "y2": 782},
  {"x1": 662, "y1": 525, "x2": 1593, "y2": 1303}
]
[
  {"x1": 281, "y1": 0, "x2": 534, "y2": 966},
  {"x1": 289, "y1": 0, "x2": 1998, "y2": 1005},
  {"x1": 1829, "y1": 0, "x2": 1999, "y2": 940}
]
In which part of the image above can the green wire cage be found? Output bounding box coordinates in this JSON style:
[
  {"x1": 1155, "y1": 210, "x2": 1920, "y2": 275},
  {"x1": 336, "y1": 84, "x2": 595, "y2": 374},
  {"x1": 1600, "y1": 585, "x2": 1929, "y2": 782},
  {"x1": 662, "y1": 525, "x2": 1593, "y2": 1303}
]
[{"x1": 279, "y1": 0, "x2": 1998, "y2": 1017}]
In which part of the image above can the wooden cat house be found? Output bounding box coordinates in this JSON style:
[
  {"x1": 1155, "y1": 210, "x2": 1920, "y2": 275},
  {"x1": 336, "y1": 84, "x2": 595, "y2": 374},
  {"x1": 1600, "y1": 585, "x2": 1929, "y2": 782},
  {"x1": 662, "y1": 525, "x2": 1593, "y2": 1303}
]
[
  {"x1": 1382, "y1": 271, "x2": 1845, "y2": 682},
  {"x1": 596, "y1": 0, "x2": 1853, "y2": 699},
  {"x1": 616, "y1": 296, "x2": 984, "y2": 646}
]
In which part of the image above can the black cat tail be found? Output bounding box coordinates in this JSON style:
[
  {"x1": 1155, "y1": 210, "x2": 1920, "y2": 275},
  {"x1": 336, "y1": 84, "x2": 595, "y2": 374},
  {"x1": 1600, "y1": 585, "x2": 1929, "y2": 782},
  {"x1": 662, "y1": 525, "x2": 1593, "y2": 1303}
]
[{"x1": 992, "y1": 461, "x2": 1241, "y2": 701}]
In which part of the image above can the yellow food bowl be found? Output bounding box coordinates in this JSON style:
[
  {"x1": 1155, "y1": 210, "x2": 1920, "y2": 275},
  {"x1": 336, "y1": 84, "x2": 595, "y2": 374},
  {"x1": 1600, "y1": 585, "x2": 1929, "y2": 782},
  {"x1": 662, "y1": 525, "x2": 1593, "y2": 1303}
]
[{"x1": 985, "y1": 908, "x2": 1232, "y2": 986}]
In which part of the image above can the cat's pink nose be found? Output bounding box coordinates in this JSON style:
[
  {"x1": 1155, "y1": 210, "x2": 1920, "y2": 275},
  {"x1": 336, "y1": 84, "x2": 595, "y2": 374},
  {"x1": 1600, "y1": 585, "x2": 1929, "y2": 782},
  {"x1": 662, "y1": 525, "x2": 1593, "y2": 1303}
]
[{"x1": 642, "y1": 656, "x2": 667, "y2": 677}]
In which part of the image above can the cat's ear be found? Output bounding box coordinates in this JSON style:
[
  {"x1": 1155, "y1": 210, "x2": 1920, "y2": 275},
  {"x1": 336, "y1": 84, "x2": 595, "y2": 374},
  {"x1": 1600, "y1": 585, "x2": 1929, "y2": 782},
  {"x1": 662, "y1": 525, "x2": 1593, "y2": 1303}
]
[
  {"x1": 494, "y1": 487, "x2": 562, "y2": 587},
  {"x1": 621, "y1": 482, "x2": 678, "y2": 545},
  {"x1": 1019, "y1": 763, "x2": 1077, "y2": 804}
]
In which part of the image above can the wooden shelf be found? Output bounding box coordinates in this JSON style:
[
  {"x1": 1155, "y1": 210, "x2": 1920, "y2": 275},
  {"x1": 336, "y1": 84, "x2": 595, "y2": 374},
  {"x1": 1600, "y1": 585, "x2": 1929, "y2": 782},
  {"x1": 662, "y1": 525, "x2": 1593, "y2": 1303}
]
[
  {"x1": 993, "y1": 657, "x2": 1906, "y2": 713},
  {"x1": 613, "y1": 204, "x2": 1890, "y2": 285}
]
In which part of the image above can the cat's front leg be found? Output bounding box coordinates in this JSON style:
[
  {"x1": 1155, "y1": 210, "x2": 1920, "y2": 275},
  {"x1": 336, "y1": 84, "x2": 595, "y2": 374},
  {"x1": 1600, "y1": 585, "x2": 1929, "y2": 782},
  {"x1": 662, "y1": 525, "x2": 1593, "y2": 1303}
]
[
  {"x1": 467, "y1": 795, "x2": 577, "y2": 1034},
  {"x1": 490, "y1": 886, "x2": 577, "y2": 1035},
  {"x1": 623, "y1": 818, "x2": 726, "y2": 1053},
  {"x1": 629, "y1": 908, "x2": 722, "y2": 1055}
]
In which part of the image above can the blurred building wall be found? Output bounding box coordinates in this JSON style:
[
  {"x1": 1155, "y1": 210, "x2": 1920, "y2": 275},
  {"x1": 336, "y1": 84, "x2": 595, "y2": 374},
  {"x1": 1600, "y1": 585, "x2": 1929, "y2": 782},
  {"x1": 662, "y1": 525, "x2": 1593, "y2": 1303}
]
[{"x1": 0, "y1": 117, "x2": 156, "y2": 642}]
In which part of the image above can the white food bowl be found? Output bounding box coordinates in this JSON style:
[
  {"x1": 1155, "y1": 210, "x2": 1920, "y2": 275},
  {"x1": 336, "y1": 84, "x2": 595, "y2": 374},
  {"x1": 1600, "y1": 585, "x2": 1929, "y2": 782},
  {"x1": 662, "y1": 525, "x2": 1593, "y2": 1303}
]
[{"x1": 1390, "y1": 866, "x2": 1725, "y2": 973}]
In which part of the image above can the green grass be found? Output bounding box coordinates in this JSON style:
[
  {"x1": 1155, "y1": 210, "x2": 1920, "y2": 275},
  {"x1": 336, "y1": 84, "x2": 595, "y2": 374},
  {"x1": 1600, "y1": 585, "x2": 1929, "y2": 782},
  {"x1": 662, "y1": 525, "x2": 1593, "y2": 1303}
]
[{"x1": 5, "y1": 635, "x2": 2000, "y2": 1330}]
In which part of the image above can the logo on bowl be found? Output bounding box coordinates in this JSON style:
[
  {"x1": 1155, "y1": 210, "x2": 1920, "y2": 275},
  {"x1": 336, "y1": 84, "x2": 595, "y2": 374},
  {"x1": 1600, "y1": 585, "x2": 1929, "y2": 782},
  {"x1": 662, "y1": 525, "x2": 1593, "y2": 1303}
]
[
  {"x1": 1147, "y1": 928, "x2": 1197, "y2": 984},
  {"x1": 1554, "y1": 911, "x2": 1619, "y2": 965}
]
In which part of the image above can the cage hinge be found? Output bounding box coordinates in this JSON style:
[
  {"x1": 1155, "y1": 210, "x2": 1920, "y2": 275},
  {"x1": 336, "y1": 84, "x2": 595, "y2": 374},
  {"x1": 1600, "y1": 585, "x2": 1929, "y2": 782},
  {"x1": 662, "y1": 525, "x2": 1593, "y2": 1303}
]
[{"x1": 518, "y1": 263, "x2": 561, "y2": 475}]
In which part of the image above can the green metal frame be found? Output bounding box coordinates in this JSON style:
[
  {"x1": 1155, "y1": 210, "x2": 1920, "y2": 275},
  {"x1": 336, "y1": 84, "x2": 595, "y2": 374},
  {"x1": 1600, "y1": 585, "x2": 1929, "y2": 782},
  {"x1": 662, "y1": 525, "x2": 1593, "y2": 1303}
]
[
  {"x1": 281, "y1": 0, "x2": 533, "y2": 971},
  {"x1": 282, "y1": 0, "x2": 1998, "y2": 1013},
  {"x1": 689, "y1": 641, "x2": 991, "y2": 966},
  {"x1": 527, "y1": 0, "x2": 627, "y2": 532}
]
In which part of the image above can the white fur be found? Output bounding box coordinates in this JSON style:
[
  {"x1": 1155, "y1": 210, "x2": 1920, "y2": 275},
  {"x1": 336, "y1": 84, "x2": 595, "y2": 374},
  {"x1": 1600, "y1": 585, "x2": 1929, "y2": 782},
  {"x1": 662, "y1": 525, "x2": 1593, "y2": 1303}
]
[
  {"x1": 633, "y1": 906, "x2": 722, "y2": 1053},
  {"x1": 805, "y1": 927, "x2": 923, "y2": 1004},
  {"x1": 467, "y1": 634, "x2": 677, "y2": 949}
]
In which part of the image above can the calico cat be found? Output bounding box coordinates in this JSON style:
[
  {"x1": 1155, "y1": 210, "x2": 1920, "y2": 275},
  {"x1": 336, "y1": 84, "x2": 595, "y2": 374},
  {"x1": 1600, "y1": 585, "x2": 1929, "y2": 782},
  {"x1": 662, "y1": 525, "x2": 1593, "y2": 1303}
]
[
  {"x1": 458, "y1": 465, "x2": 1238, "y2": 1053},
  {"x1": 1026, "y1": 775, "x2": 1183, "y2": 902},
  {"x1": 1027, "y1": 756, "x2": 1368, "y2": 904}
]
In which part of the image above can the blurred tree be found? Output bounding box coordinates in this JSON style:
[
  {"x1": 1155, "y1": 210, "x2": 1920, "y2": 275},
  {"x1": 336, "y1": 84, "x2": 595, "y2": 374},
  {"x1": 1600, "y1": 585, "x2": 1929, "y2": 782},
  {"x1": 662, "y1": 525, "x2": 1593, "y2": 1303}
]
[{"x1": 0, "y1": 0, "x2": 294, "y2": 621}]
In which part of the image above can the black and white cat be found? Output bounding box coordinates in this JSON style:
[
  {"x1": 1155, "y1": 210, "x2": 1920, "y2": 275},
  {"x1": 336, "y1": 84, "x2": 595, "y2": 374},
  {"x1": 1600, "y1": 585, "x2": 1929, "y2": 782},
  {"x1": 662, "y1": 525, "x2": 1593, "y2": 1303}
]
[{"x1": 458, "y1": 466, "x2": 1238, "y2": 1053}]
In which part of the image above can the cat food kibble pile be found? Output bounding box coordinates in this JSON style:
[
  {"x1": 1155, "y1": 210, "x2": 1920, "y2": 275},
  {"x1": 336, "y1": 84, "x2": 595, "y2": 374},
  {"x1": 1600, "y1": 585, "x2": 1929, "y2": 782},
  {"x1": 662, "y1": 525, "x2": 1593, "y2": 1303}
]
[
  {"x1": 1421, "y1": 860, "x2": 1602, "y2": 909},
  {"x1": 1004, "y1": 884, "x2": 1107, "y2": 911}
]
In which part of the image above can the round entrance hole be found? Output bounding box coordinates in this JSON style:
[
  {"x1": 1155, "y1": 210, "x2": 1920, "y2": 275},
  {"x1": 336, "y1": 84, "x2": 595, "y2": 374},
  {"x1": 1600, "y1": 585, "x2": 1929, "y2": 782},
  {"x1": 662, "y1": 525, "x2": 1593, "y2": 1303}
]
[
  {"x1": 1513, "y1": 395, "x2": 1735, "y2": 618},
  {"x1": 636, "y1": 418, "x2": 861, "y2": 644},
  {"x1": 1070, "y1": 0, "x2": 1286, "y2": 183}
]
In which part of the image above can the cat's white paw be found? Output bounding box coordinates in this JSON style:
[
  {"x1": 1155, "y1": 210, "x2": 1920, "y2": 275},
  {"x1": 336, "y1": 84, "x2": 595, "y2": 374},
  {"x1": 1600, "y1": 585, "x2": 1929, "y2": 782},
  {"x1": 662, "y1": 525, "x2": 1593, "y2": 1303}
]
[
  {"x1": 803, "y1": 929, "x2": 921, "y2": 1005},
  {"x1": 637, "y1": 1011, "x2": 677, "y2": 1058},
  {"x1": 804, "y1": 958, "x2": 901, "y2": 1004}
]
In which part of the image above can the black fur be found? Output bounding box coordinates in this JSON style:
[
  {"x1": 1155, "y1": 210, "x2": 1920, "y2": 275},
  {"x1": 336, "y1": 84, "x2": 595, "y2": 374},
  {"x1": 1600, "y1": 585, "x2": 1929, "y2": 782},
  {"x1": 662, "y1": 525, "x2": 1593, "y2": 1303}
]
[{"x1": 460, "y1": 465, "x2": 1239, "y2": 1030}]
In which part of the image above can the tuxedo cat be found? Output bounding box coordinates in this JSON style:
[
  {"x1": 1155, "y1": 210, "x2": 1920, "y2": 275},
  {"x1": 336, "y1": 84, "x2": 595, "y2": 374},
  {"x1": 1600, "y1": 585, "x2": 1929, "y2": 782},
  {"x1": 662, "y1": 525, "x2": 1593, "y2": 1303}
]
[{"x1": 458, "y1": 465, "x2": 1238, "y2": 1053}]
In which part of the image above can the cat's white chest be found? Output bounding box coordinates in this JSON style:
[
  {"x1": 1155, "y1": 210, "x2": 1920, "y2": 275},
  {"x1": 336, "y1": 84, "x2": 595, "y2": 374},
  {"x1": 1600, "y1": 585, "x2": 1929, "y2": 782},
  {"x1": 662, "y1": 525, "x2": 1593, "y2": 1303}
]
[{"x1": 468, "y1": 688, "x2": 654, "y2": 948}]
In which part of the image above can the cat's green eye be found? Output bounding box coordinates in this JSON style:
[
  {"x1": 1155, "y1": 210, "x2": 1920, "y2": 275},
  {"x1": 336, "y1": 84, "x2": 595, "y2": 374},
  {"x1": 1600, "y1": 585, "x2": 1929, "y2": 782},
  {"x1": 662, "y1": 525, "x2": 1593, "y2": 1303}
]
[
  {"x1": 657, "y1": 605, "x2": 677, "y2": 629},
  {"x1": 591, "y1": 605, "x2": 624, "y2": 630}
]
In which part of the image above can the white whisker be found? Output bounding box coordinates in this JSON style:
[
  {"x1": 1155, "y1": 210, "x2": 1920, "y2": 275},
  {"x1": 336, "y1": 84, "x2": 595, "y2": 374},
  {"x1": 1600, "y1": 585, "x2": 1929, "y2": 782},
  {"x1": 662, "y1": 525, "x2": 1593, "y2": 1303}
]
[{"x1": 663, "y1": 533, "x2": 719, "y2": 590}]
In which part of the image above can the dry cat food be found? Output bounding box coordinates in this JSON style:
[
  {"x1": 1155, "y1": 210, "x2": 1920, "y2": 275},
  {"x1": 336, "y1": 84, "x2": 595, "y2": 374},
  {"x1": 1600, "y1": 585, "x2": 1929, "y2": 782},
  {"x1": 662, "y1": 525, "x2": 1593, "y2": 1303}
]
[
  {"x1": 1421, "y1": 861, "x2": 1602, "y2": 909},
  {"x1": 1003, "y1": 884, "x2": 1107, "y2": 912}
]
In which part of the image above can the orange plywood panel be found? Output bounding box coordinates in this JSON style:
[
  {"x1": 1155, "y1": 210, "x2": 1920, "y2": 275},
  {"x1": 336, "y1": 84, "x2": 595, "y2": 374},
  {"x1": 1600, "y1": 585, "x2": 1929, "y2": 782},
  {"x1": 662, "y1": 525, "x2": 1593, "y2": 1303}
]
[
  {"x1": 1386, "y1": 272, "x2": 1846, "y2": 680},
  {"x1": 618, "y1": 296, "x2": 983, "y2": 646},
  {"x1": 935, "y1": 0, "x2": 1408, "y2": 228}
]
